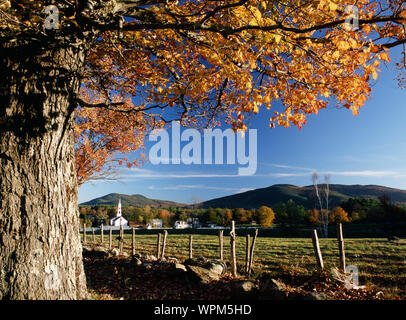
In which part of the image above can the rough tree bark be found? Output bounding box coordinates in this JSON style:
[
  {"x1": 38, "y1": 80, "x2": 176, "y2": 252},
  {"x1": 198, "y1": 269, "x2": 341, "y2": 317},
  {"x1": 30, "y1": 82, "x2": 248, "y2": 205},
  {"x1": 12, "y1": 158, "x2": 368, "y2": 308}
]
[{"x1": 0, "y1": 38, "x2": 88, "y2": 299}]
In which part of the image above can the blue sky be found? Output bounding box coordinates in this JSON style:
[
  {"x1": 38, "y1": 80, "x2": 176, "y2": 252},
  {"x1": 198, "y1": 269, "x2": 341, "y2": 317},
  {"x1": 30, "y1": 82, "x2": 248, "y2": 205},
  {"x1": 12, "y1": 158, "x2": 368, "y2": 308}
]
[{"x1": 79, "y1": 47, "x2": 406, "y2": 205}]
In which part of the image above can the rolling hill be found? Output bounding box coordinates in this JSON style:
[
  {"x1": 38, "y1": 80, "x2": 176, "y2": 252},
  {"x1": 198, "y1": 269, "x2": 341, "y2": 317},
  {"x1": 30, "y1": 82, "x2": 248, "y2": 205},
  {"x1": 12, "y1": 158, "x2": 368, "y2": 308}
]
[
  {"x1": 80, "y1": 193, "x2": 187, "y2": 208},
  {"x1": 195, "y1": 184, "x2": 406, "y2": 209},
  {"x1": 80, "y1": 184, "x2": 406, "y2": 210}
]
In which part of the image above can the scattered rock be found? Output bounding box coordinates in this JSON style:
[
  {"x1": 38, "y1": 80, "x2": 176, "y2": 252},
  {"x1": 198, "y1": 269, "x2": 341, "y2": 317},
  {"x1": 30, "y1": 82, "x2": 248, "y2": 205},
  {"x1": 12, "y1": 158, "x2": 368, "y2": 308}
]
[
  {"x1": 166, "y1": 257, "x2": 179, "y2": 264},
  {"x1": 181, "y1": 258, "x2": 226, "y2": 284},
  {"x1": 110, "y1": 248, "x2": 120, "y2": 256},
  {"x1": 205, "y1": 260, "x2": 227, "y2": 276},
  {"x1": 231, "y1": 280, "x2": 258, "y2": 300},
  {"x1": 186, "y1": 265, "x2": 221, "y2": 284},
  {"x1": 91, "y1": 246, "x2": 109, "y2": 258},
  {"x1": 174, "y1": 263, "x2": 188, "y2": 273},
  {"x1": 93, "y1": 246, "x2": 107, "y2": 252},
  {"x1": 144, "y1": 254, "x2": 157, "y2": 262},
  {"x1": 260, "y1": 279, "x2": 287, "y2": 300},
  {"x1": 184, "y1": 256, "x2": 208, "y2": 266},
  {"x1": 119, "y1": 252, "x2": 129, "y2": 258},
  {"x1": 184, "y1": 258, "x2": 226, "y2": 276}
]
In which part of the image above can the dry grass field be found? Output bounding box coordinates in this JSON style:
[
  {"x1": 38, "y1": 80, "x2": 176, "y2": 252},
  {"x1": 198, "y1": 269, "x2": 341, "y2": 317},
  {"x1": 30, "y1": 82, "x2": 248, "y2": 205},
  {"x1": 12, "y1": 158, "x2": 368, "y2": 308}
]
[{"x1": 83, "y1": 231, "x2": 406, "y2": 299}]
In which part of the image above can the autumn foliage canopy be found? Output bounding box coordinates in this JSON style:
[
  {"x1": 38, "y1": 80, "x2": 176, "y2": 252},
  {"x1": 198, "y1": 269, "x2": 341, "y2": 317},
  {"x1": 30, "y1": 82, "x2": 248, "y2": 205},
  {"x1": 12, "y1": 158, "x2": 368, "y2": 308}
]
[{"x1": 1, "y1": 1, "x2": 405, "y2": 183}]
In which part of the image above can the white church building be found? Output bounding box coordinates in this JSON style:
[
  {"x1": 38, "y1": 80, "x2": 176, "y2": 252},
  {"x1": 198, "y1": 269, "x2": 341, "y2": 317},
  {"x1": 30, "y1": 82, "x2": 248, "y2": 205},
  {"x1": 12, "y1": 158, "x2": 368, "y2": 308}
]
[{"x1": 110, "y1": 199, "x2": 128, "y2": 227}]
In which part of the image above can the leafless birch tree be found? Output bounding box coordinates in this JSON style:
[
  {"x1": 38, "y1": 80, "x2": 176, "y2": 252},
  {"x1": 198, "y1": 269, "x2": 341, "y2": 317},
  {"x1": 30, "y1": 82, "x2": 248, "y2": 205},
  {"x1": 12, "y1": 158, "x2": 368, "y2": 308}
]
[{"x1": 312, "y1": 172, "x2": 331, "y2": 238}]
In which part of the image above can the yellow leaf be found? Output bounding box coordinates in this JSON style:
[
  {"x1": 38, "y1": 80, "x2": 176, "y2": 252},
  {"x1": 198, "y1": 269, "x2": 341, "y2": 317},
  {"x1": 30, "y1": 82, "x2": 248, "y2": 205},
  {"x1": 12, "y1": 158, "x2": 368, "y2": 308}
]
[
  {"x1": 363, "y1": 24, "x2": 372, "y2": 35},
  {"x1": 329, "y1": 2, "x2": 338, "y2": 12},
  {"x1": 351, "y1": 105, "x2": 359, "y2": 116},
  {"x1": 379, "y1": 51, "x2": 390, "y2": 62},
  {"x1": 264, "y1": 95, "x2": 272, "y2": 104},
  {"x1": 372, "y1": 70, "x2": 378, "y2": 80},
  {"x1": 337, "y1": 41, "x2": 349, "y2": 51}
]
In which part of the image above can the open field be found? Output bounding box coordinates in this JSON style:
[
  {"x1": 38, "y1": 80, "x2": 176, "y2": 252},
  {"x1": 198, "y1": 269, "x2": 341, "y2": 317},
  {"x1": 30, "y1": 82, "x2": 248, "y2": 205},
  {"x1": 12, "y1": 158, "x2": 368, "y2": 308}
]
[{"x1": 84, "y1": 232, "x2": 406, "y2": 299}]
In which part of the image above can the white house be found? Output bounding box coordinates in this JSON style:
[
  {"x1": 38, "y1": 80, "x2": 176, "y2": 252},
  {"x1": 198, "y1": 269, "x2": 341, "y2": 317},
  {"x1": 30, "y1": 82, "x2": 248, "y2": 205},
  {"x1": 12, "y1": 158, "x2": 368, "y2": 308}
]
[
  {"x1": 173, "y1": 220, "x2": 189, "y2": 229},
  {"x1": 151, "y1": 219, "x2": 163, "y2": 228},
  {"x1": 110, "y1": 199, "x2": 128, "y2": 227}
]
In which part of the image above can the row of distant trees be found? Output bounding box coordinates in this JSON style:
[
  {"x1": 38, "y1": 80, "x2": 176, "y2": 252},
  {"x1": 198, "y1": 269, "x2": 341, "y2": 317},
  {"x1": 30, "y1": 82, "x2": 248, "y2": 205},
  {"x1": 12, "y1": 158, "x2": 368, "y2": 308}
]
[{"x1": 79, "y1": 196, "x2": 406, "y2": 229}]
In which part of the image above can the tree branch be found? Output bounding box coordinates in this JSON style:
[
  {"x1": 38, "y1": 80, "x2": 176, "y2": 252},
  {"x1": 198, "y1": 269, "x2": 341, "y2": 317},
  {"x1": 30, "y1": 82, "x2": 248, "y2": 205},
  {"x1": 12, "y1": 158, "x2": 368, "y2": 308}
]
[{"x1": 76, "y1": 97, "x2": 124, "y2": 108}]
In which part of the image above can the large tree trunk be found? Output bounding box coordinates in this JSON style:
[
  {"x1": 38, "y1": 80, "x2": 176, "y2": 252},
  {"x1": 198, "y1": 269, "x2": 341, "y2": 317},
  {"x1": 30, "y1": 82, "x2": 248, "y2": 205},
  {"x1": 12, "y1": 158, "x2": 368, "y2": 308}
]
[{"x1": 0, "y1": 39, "x2": 88, "y2": 299}]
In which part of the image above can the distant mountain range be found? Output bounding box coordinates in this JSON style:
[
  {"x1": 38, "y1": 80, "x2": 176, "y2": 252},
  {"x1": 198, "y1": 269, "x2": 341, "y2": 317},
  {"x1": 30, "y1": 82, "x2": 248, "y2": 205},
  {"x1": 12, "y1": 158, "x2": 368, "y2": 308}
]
[
  {"x1": 80, "y1": 193, "x2": 187, "y2": 208},
  {"x1": 196, "y1": 184, "x2": 406, "y2": 209},
  {"x1": 80, "y1": 184, "x2": 406, "y2": 209}
]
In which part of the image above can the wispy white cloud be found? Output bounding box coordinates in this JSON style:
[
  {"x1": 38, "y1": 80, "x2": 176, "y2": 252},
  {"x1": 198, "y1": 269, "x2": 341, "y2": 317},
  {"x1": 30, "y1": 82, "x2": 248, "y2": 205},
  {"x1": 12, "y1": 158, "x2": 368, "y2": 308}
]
[
  {"x1": 112, "y1": 167, "x2": 402, "y2": 181},
  {"x1": 267, "y1": 163, "x2": 315, "y2": 171},
  {"x1": 147, "y1": 184, "x2": 255, "y2": 193},
  {"x1": 268, "y1": 172, "x2": 310, "y2": 177},
  {"x1": 85, "y1": 163, "x2": 406, "y2": 185},
  {"x1": 122, "y1": 173, "x2": 254, "y2": 180},
  {"x1": 322, "y1": 170, "x2": 399, "y2": 177},
  {"x1": 264, "y1": 162, "x2": 405, "y2": 179},
  {"x1": 117, "y1": 167, "x2": 264, "y2": 180}
]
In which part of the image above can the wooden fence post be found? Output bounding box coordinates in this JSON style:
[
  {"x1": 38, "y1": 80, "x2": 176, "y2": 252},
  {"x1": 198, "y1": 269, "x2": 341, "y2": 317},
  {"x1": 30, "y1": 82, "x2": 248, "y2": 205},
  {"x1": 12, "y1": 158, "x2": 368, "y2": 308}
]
[
  {"x1": 161, "y1": 230, "x2": 168, "y2": 260},
  {"x1": 109, "y1": 228, "x2": 112, "y2": 250},
  {"x1": 230, "y1": 221, "x2": 237, "y2": 277},
  {"x1": 132, "y1": 227, "x2": 136, "y2": 255},
  {"x1": 312, "y1": 229, "x2": 324, "y2": 270},
  {"x1": 189, "y1": 235, "x2": 193, "y2": 259},
  {"x1": 337, "y1": 223, "x2": 346, "y2": 271},
  {"x1": 245, "y1": 234, "x2": 250, "y2": 274},
  {"x1": 119, "y1": 225, "x2": 124, "y2": 253},
  {"x1": 248, "y1": 229, "x2": 258, "y2": 276},
  {"x1": 83, "y1": 223, "x2": 86, "y2": 243},
  {"x1": 101, "y1": 224, "x2": 104, "y2": 244},
  {"x1": 219, "y1": 230, "x2": 224, "y2": 260},
  {"x1": 92, "y1": 228, "x2": 95, "y2": 243},
  {"x1": 156, "y1": 233, "x2": 162, "y2": 259}
]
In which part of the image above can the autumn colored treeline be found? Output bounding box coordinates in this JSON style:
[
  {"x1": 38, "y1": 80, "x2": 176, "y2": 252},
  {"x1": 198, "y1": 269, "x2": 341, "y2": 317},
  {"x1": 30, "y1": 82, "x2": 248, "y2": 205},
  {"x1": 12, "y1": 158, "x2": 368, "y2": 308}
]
[
  {"x1": 79, "y1": 205, "x2": 276, "y2": 228},
  {"x1": 79, "y1": 195, "x2": 406, "y2": 230}
]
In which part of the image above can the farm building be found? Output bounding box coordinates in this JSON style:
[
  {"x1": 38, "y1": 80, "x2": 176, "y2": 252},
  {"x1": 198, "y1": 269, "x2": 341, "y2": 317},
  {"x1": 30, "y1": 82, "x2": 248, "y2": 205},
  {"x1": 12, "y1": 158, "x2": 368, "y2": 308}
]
[{"x1": 173, "y1": 220, "x2": 190, "y2": 229}]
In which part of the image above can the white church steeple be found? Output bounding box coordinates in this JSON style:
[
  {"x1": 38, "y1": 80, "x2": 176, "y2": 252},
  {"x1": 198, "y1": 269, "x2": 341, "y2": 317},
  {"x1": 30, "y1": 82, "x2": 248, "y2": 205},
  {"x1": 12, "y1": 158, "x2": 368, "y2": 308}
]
[{"x1": 117, "y1": 198, "x2": 122, "y2": 217}]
